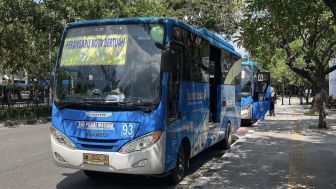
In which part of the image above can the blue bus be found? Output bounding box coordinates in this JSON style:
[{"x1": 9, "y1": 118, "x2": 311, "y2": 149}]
[
  {"x1": 241, "y1": 60, "x2": 271, "y2": 125},
  {"x1": 50, "y1": 17, "x2": 241, "y2": 183}
]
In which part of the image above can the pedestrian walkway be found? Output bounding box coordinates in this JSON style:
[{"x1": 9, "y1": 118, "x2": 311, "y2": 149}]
[{"x1": 194, "y1": 98, "x2": 336, "y2": 189}]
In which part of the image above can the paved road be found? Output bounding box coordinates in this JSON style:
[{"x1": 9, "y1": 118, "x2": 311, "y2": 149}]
[{"x1": 0, "y1": 124, "x2": 245, "y2": 189}]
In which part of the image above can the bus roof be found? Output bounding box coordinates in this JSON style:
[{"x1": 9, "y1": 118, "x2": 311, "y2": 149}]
[
  {"x1": 242, "y1": 60, "x2": 269, "y2": 72},
  {"x1": 66, "y1": 17, "x2": 241, "y2": 57},
  {"x1": 242, "y1": 60, "x2": 255, "y2": 66}
]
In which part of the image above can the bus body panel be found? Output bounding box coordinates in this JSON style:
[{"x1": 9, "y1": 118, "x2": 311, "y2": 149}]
[
  {"x1": 252, "y1": 85, "x2": 271, "y2": 120},
  {"x1": 164, "y1": 83, "x2": 241, "y2": 172},
  {"x1": 165, "y1": 81, "x2": 210, "y2": 171}
]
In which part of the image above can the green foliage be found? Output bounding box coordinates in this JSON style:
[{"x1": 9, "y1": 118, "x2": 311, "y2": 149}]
[
  {"x1": 259, "y1": 40, "x2": 308, "y2": 88},
  {"x1": 0, "y1": 0, "x2": 52, "y2": 81},
  {"x1": 240, "y1": 0, "x2": 336, "y2": 84},
  {"x1": 0, "y1": 105, "x2": 51, "y2": 121}
]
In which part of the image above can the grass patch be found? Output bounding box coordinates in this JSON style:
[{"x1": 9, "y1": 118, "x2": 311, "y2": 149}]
[
  {"x1": 0, "y1": 106, "x2": 51, "y2": 121},
  {"x1": 304, "y1": 111, "x2": 318, "y2": 116}
]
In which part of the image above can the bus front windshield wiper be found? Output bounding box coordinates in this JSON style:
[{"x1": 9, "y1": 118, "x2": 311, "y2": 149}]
[
  {"x1": 57, "y1": 101, "x2": 86, "y2": 109},
  {"x1": 57, "y1": 97, "x2": 157, "y2": 112}
]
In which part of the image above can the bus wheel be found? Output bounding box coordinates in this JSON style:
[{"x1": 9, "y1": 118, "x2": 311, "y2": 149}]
[
  {"x1": 83, "y1": 170, "x2": 104, "y2": 179},
  {"x1": 224, "y1": 123, "x2": 232, "y2": 150},
  {"x1": 167, "y1": 145, "x2": 187, "y2": 184},
  {"x1": 242, "y1": 119, "x2": 252, "y2": 127}
]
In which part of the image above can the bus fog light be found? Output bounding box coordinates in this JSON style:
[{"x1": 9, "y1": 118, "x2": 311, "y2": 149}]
[
  {"x1": 54, "y1": 152, "x2": 66, "y2": 162},
  {"x1": 132, "y1": 159, "x2": 148, "y2": 168}
]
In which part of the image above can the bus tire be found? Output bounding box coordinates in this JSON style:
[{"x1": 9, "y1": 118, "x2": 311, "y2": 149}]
[
  {"x1": 167, "y1": 145, "x2": 187, "y2": 184},
  {"x1": 222, "y1": 123, "x2": 232, "y2": 150},
  {"x1": 83, "y1": 170, "x2": 104, "y2": 179},
  {"x1": 242, "y1": 119, "x2": 252, "y2": 127}
]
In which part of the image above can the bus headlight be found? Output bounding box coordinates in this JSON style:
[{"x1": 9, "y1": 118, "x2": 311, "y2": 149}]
[
  {"x1": 119, "y1": 131, "x2": 161, "y2": 154},
  {"x1": 50, "y1": 126, "x2": 76, "y2": 150}
]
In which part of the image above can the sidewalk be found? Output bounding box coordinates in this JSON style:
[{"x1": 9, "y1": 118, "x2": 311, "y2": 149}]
[
  {"x1": 195, "y1": 98, "x2": 336, "y2": 189},
  {"x1": 0, "y1": 117, "x2": 51, "y2": 128}
]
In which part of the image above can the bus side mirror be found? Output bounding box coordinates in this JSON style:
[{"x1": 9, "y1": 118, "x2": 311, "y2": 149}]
[{"x1": 161, "y1": 50, "x2": 178, "y2": 72}]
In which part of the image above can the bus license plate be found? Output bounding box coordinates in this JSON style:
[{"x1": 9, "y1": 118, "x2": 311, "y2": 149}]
[{"x1": 83, "y1": 153, "x2": 109, "y2": 165}]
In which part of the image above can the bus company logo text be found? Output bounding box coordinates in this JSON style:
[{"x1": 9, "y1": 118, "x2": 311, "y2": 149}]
[
  {"x1": 77, "y1": 121, "x2": 115, "y2": 131},
  {"x1": 187, "y1": 90, "x2": 208, "y2": 101},
  {"x1": 86, "y1": 112, "x2": 112, "y2": 117},
  {"x1": 86, "y1": 131, "x2": 108, "y2": 138}
]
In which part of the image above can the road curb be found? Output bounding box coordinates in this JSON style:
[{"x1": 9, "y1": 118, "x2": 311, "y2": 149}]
[{"x1": 0, "y1": 117, "x2": 51, "y2": 128}]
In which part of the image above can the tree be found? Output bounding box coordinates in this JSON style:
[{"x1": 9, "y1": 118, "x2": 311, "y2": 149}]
[
  {"x1": 240, "y1": 0, "x2": 336, "y2": 128},
  {"x1": 172, "y1": 0, "x2": 243, "y2": 36},
  {"x1": 323, "y1": 0, "x2": 336, "y2": 20},
  {"x1": 0, "y1": 0, "x2": 48, "y2": 79},
  {"x1": 114, "y1": 0, "x2": 243, "y2": 36}
]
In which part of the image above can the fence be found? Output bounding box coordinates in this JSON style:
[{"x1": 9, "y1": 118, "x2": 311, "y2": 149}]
[{"x1": 0, "y1": 86, "x2": 51, "y2": 109}]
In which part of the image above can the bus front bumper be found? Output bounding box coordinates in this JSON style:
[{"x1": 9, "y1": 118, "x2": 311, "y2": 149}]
[{"x1": 51, "y1": 132, "x2": 166, "y2": 175}]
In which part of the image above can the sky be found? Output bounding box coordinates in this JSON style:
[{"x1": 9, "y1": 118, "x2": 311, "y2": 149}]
[{"x1": 231, "y1": 42, "x2": 248, "y2": 57}]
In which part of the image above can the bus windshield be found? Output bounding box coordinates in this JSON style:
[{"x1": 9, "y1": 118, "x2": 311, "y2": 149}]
[
  {"x1": 241, "y1": 65, "x2": 252, "y2": 97},
  {"x1": 55, "y1": 24, "x2": 163, "y2": 110}
]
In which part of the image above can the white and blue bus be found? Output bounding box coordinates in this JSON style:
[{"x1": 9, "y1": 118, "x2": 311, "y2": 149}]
[
  {"x1": 241, "y1": 60, "x2": 271, "y2": 125},
  {"x1": 51, "y1": 17, "x2": 241, "y2": 183}
]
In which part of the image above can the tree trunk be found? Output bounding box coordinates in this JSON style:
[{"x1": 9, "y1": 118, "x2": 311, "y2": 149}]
[
  {"x1": 305, "y1": 90, "x2": 309, "y2": 104},
  {"x1": 299, "y1": 87, "x2": 303, "y2": 105},
  {"x1": 312, "y1": 87, "x2": 327, "y2": 129}
]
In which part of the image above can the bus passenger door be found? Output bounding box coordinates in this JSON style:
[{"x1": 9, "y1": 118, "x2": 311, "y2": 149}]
[
  {"x1": 167, "y1": 50, "x2": 181, "y2": 125},
  {"x1": 208, "y1": 45, "x2": 222, "y2": 148},
  {"x1": 209, "y1": 46, "x2": 221, "y2": 124}
]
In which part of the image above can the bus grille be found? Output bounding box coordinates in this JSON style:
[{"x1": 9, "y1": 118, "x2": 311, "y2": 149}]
[{"x1": 76, "y1": 137, "x2": 120, "y2": 151}]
